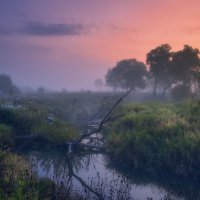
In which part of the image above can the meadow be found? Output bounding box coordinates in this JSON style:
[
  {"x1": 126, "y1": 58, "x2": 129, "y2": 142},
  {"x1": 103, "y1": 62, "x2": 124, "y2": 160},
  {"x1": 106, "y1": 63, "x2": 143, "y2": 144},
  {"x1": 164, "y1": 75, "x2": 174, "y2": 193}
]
[{"x1": 0, "y1": 92, "x2": 200, "y2": 199}]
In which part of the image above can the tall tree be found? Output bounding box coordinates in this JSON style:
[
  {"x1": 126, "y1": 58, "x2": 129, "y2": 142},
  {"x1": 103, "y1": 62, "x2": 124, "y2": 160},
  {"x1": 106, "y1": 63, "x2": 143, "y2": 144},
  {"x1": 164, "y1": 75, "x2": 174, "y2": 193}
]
[
  {"x1": 146, "y1": 44, "x2": 172, "y2": 97},
  {"x1": 171, "y1": 45, "x2": 200, "y2": 86},
  {"x1": 105, "y1": 59, "x2": 147, "y2": 91}
]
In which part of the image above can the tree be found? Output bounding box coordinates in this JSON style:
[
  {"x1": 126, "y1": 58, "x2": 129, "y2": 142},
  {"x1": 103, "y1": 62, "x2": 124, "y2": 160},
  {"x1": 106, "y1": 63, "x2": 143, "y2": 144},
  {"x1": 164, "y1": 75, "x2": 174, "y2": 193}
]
[
  {"x1": 168, "y1": 45, "x2": 200, "y2": 100},
  {"x1": 94, "y1": 79, "x2": 103, "y2": 91},
  {"x1": 105, "y1": 69, "x2": 120, "y2": 91},
  {"x1": 0, "y1": 74, "x2": 20, "y2": 96},
  {"x1": 146, "y1": 44, "x2": 200, "y2": 98},
  {"x1": 146, "y1": 44, "x2": 172, "y2": 97},
  {"x1": 105, "y1": 59, "x2": 147, "y2": 91},
  {"x1": 37, "y1": 86, "x2": 45, "y2": 95},
  {"x1": 171, "y1": 45, "x2": 200, "y2": 86}
]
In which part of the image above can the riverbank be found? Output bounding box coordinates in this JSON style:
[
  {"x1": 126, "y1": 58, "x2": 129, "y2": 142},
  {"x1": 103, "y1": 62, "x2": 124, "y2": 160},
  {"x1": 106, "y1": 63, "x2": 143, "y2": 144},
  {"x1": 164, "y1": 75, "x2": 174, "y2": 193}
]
[
  {"x1": 1, "y1": 93, "x2": 200, "y2": 199},
  {"x1": 0, "y1": 95, "x2": 89, "y2": 199},
  {"x1": 0, "y1": 149, "x2": 89, "y2": 199},
  {"x1": 106, "y1": 101, "x2": 200, "y2": 180}
]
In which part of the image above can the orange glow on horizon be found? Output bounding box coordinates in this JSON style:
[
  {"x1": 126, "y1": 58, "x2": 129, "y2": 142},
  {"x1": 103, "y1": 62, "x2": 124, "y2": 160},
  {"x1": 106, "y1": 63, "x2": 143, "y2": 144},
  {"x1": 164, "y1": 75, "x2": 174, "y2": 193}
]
[{"x1": 1, "y1": 0, "x2": 200, "y2": 89}]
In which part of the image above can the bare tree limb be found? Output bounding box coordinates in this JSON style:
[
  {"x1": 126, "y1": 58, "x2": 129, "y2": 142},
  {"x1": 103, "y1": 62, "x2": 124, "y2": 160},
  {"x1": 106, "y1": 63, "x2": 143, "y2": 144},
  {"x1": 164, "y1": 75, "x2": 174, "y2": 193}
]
[
  {"x1": 72, "y1": 88, "x2": 134, "y2": 145},
  {"x1": 14, "y1": 88, "x2": 134, "y2": 151}
]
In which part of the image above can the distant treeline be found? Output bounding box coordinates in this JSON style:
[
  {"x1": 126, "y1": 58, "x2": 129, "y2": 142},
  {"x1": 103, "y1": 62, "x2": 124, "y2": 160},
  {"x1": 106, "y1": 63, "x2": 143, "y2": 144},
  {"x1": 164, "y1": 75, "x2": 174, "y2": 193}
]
[{"x1": 105, "y1": 44, "x2": 200, "y2": 100}]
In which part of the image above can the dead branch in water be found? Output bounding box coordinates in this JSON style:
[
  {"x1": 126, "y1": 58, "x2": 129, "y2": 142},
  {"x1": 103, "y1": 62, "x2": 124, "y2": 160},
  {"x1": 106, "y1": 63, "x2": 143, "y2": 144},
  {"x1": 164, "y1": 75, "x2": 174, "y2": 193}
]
[
  {"x1": 72, "y1": 88, "x2": 134, "y2": 145},
  {"x1": 14, "y1": 88, "x2": 134, "y2": 150}
]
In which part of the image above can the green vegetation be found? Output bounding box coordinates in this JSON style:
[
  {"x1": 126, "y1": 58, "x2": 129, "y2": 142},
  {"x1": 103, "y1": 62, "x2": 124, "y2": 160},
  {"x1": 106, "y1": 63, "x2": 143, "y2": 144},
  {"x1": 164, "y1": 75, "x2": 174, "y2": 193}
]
[
  {"x1": 32, "y1": 120, "x2": 77, "y2": 143},
  {"x1": 0, "y1": 151, "x2": 38, "y2": 199},
  {"x1": 1, "y1": 92, "x2": 200, "y2": 199},
  {"x1": 106, "y1": 101, "x2": 200, "y2": 179},
  {"x1": 0, "y1": 150, "x2": 87, "y2": 199},
  {"x1": 0, "y1": 124, "x2": 13, "y2": 148},
  {"x1": 0, "y1": 100, "x2": 78, "y2": 145},
  {"x1": 0, "y1": 92, "x2": 120, "y2": 145}
]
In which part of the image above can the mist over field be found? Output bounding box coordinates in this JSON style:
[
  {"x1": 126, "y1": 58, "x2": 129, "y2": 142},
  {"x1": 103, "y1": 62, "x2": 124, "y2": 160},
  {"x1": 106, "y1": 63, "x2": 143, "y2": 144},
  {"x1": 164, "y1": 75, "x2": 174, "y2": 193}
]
[{"x1": 0, "y1": 1, "x2": 200, "y2": 200}]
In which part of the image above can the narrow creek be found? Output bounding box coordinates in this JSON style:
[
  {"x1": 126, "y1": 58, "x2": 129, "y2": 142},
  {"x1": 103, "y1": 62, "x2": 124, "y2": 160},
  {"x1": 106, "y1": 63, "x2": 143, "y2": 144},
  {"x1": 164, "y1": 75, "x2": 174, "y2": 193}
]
[{"x1": 18, "y1": 119, "x2": 200, "y2": 200}]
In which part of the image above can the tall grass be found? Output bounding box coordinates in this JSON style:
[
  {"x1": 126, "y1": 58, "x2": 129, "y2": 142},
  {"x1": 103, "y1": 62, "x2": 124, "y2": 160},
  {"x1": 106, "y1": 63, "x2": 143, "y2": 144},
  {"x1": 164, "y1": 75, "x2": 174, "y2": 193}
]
[
  {"x1": 0, "y1": 107, "x2": 78, "y2": 144},
  {"x1": 106, "y1": 102, "x2": 200, "y2": 179}
]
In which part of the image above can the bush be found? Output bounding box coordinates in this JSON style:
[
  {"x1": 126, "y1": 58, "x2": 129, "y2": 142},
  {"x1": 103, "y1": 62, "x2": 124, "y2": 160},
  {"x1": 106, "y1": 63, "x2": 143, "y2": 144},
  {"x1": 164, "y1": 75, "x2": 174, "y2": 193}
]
[
  {"x1": 0, "y1": 124, "x2": 13, "y2": 148},
  {"x1": 171, "y1": 84, "x2": 191, "y2": 101},
  {"x1": 0, "y1": 108, "x2": 33, "y2": 135}
]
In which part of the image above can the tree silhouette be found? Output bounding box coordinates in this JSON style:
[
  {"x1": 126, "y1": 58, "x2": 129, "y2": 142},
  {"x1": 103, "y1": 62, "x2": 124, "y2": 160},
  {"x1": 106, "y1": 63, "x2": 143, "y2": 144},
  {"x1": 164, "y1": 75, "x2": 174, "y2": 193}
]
[
  {"x1": 94, "y1": 78, "x2": 103, "y2": 91},
  {"x1": 146, "y1": 44, "x2": 172, "y2": 97},
  {"x1": 146, "y1": 44, "x2": 200, "y2": 98},
  {"x1": 0, "y1": 74, "x2": 20, "y2": 96},
  {"x1": 105, "y1": 59, "x2": 147, "y2": 91},
  {"x1": 171, "y1": 45, "x2": 200, "y2": 86}
]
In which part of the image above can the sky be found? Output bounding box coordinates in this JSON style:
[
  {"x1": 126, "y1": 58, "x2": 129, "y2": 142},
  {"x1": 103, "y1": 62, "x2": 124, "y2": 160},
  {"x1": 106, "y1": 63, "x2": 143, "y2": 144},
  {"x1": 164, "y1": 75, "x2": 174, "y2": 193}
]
[{"x1": 0, "y1": 0, "x2": 200, "y2": 90}]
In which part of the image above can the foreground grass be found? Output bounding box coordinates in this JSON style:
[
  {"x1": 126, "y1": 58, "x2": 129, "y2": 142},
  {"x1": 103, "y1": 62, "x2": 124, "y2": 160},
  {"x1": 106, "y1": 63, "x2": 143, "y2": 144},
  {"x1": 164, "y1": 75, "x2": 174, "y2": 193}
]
[
  {"x1": 106, "y1": 101, "x2": 200, "y2": 179},
  {"x1": 0, "y1": 97, "x2": 81, "y2": 199},
  {"x1": 0, "y1": 150, "x2": 92, "y2": 200},
  {"x1": 0, "y1": 150, "x2": 38, "y2": 199}
]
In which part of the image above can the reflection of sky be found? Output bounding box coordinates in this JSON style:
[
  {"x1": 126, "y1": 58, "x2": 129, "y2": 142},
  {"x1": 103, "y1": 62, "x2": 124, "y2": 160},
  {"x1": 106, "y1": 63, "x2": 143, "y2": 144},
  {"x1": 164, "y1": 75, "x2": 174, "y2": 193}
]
[
  {"x1": 31, "y1": 152, "x2": 183, "y2": 199},
  {"x1": 0, "y1": 0, "x2": 199, "y2": 90}
]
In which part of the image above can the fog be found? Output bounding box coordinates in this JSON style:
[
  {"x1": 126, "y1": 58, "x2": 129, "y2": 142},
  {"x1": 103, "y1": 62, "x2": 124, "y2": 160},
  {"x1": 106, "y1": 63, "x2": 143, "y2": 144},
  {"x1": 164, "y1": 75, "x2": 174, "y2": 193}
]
[{"x1": 0, "y1": 63, "x2": 109, "y2": 91}]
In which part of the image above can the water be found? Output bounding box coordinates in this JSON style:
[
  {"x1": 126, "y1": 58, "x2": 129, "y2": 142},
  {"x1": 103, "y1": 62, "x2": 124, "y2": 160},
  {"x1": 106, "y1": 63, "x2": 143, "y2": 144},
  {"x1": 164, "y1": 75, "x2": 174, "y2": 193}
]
[
  {"x1": 17, "y1": 118, "x2": 200, "y2": 199},
  {"x1": 19, "y1": 146, "x2": 198, "y2": 200}
]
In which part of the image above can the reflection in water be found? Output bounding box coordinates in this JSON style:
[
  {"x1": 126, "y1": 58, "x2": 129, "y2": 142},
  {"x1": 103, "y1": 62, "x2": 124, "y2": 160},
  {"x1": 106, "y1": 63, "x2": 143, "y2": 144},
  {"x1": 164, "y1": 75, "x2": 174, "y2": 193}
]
[
  {"x1": 106, "y1": 160, "x2": 200, "y2": 200},
  {"x1": 17, "y1": 146, "x2": 193, "y2": 200},
  {"x1": 28, "y1": 148, "x2": 132, "y2": 199}
]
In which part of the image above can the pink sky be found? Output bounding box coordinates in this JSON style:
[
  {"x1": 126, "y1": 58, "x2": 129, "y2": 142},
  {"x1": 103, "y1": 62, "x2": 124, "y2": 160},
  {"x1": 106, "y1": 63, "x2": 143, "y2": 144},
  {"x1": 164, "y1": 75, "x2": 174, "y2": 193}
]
[{"x1": 0, "y1": 0, "x2": 199, "y2": 90}]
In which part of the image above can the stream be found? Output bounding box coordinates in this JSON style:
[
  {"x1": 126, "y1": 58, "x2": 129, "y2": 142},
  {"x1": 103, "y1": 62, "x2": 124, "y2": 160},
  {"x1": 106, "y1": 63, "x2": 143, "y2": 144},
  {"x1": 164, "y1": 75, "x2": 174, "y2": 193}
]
[{"x1": 18, "y1": 120, "x2": 200, "y2": 200}]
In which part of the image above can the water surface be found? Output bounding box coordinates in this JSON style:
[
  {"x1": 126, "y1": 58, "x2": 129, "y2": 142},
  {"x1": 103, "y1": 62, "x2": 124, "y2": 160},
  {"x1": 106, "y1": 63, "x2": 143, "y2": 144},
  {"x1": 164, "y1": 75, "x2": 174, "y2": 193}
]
[{"x1": 18, "y1": 147, "x2": 197, "y2": 200}]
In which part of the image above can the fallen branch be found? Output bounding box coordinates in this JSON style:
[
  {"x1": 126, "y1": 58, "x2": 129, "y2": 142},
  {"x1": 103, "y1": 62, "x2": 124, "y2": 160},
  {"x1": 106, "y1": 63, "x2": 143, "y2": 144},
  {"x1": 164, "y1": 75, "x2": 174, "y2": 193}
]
[
  {"x1": 72, "y1": 88, "x2": 134, "y2": 145},
  {"x1": 14, "y1": 88, "x2": 134, "y2": 151}
]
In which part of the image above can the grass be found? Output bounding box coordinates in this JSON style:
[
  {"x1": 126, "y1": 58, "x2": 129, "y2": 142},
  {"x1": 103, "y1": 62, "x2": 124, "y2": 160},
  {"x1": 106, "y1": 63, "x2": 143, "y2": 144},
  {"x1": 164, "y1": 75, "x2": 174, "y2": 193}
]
[
  {"x1": 0, "y1": 150, "x2": 91, "y2": 200},
  {"x1": 32, "y1": 120, "x2": 78, "y2": 143},
  {"x1": 0, "y1": 105, "x2": 78, "y2": 145},
  {"x1": 0, "y1": 150, "x2": 39, "y2": 200},
  {"x1": 0, "y1": 91, "x2": 124, "y2": 146},
  {"x1": 106, "y1": 101, "x2": 200, "y2": 179},
  {"x1": 1, "y1": 93, "x2": 200, "y2": 198},
  {"x1": 0, "y1": 124, "x2": 13, "y2": 148}
]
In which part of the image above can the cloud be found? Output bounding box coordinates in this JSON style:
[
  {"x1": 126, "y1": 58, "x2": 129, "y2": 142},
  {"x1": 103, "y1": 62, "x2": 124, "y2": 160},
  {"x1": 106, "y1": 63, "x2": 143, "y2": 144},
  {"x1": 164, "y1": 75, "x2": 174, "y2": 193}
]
[
  {"x1": 21, "y1": 21, "x2": 87, "y2": 36},
  {"x1": 0, "y1": 21, "x2": 90, "y2": 36}
]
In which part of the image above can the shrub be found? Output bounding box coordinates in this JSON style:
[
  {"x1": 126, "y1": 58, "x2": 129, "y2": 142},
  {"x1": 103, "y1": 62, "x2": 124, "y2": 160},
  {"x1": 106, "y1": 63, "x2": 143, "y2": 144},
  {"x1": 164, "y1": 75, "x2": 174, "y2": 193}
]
[
  {"x1": 0, "y1": 124, "x2": 13, "y2": 148},
  {"x1": 171, "y1": 84, "x2": 191, "y2": 101}
]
